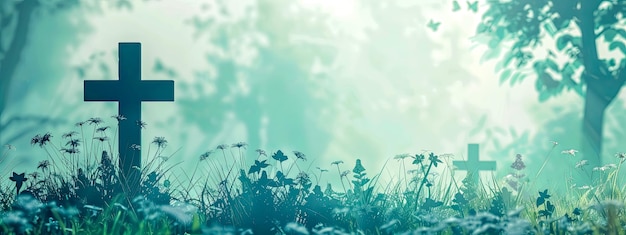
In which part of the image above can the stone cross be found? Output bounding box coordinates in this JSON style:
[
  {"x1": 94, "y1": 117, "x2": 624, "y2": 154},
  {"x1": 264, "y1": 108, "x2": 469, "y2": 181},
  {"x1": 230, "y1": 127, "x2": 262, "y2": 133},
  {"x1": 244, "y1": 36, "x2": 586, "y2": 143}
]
[
  {"x1": 84, "y1": 43, "x2": 174, "y2": 191},
  {"x1": 453, "y1": 144, "x2": 496, "y2": 185}
]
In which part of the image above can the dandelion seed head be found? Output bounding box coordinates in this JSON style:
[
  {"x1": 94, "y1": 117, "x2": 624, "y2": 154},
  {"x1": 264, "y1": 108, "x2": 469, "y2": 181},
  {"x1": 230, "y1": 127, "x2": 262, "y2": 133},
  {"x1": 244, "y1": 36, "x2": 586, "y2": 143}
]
[
  {"x1": 152, "y1": 136, "x2": 168, "y2": 148},
  {"x1": 294, "y1": 151, "x2": 307, "y2": 161},
  {"x1": 130, "y1": 144, "x2": 141, "y2": 150},
  {"x1": 94, "y1": 136, "x2": 109, "y2": 142},
  {"x1": 111, "y1": 115, "x2": 127, "y2": 122},
  {"x1": 331, "y1": 160, "x2": 344, "y2": 165},
  {"x1": 231, "y1": 142, "x2": 247, "y2": 149},
  {"x1": 561, "y1": 149, "x2": 578, "y2": 156},
  {"x1": 87, "y1": 117, "x2": 103, "y2": 125},
  {"x1": 394, "y1": 153, "x2": 410, "y2": 160},
  {"x1": 62, "y1": 131, "x2": 79, "y2": 139},
  {"x1": 216, "y1": 144, "x2": 228, "y2": 150},
  {"x1": 200, "y1": 151, "x2": 213, "y2": 161},
  {"x1": 136, "y1": 120, "x2": 147, "y2": 129}
]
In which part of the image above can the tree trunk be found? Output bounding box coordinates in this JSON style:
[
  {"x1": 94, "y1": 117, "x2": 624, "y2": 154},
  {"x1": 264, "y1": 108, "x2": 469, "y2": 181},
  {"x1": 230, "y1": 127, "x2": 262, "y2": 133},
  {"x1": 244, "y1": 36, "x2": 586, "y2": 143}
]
[
  {"x1": 0, "y1": 0, "x2": 37, "y2": 121},
  {"x1": 581, "y1": 85, "x2": 609, "y2": 167},
  {"x1": 577, "y1": 0, "x2": 625, "y2": 170}
]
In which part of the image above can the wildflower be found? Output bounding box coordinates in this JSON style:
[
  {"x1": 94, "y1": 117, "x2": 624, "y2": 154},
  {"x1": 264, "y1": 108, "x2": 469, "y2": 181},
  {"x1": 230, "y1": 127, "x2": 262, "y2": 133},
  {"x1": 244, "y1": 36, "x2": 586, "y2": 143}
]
[
  {"x1": 93, "y1": 136, "x2": 109, "y2": 142},
  {"x1": 75, "y1": 121, "x2": 86, "y2": 127},
  {"x1": 66, "y1": 139, "x2": 80, "y2": 148},
  {"x1": 294, "y1": 151, "x2": 307, "y2": 161},
  {"x1": 200, "y1": 151, "x2": 212, "y2": 161},
  {"x1": 62, "y1": 131, "x2": 78, "y2": 139},
  {"x1": 96, "y1": 126, "x2": 110, "y2": 132},
  {"x1": 41, "y1": 133, "x2": 52, "y2": 145},
  {"x1": 331, "y1": 160, "x2": 344, "y2": 165},
  {"x1": 216, "y1": 144, "x2": 228, "y2": 150},
  {"x1": 316, "y1": 167, "x2": 328, "y2": 172},
  {"x1": 61, "y1": 148, "x2": 80, "y2": 154},
  {"x1": 550, "y1": 140, "x2": 558, "y2": 146},
  {"x1": 340, "y1": 170, "x2": 350, "y2": 177},
  {"x1": 616, "y1": 152, "x2": 626, "y2": 163},
  {"x1": 575, "y1": 160, "x2": 588, "y2": 168},
  {"x1": 428, "y1": 153, "x2": 443, "y2": 167},
  {"x1": 561, "y1": 149, "x2": 578, "y2": 156},
  {"x1": 255, "y1": 149, "x2": 266, "y2": 156},
  {"x1": 28, "y1": 172, "x2": 40, "y2": 180},
  {"x1": 231, "y1": 142, "x2": 247, "y2": 149},
  {"x1": 510, "y1": 154, "x2": 526, "y2": 170},
  {"x1": 32, "y1": 133, "x2": 52, "y2": 147},
  {"x1": 593, "y1": 164, "x2": 617, "y2": 172},
  {"x1": 413, "y1": 154, "x2": 425, "y2": 165},
  {"x1": 130, "y1": 144, "x2": 141, "y2": 150},
  {"x1": 9, "y1": 172, "x2": 27, "y2": 194},
  {"x1": 272, "y1": 150, "x2": 288, "y2": 162},
  {"x1": 5, "y1": 144, "x2": 15, "y2": 150},
  {"x1": 152, "y1": 136, "x2": 168, "y2": 148},
  {"x1": 353, "y1": 159, "x2": 366, "y2": 174},
  {"x1": 137, "y1": 120, "x2": 147, "y2": 129},
  {"x1": 87, "y1": 117, "x2": 103, "y2": 125},
  {"x1": 111, "y1": 114, "x2": 127, "y2": 121},
  {"x1": 158, "y1": 156, "x2": 169, "y2": 161},
  {"x1": 394, "y1": 153, "x2": 410, "y2": 160}
]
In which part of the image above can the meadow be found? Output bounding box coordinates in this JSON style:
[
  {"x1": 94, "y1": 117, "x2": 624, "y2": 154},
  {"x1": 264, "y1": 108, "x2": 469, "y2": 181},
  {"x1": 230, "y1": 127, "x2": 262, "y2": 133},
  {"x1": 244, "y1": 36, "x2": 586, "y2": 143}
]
[{"x1": 1, "y1": 117, "x2": 625, "y2": 235}]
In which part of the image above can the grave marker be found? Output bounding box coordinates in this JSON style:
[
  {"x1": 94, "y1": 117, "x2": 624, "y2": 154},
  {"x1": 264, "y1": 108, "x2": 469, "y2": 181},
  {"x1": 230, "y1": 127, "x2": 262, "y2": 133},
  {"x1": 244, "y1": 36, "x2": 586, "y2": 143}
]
[
  {"x1": 453, "y1": 143, "x2": 496, "y2": 185},
  {"x1": 84, "y1": 42, "x2": 174, "y2": 191}
]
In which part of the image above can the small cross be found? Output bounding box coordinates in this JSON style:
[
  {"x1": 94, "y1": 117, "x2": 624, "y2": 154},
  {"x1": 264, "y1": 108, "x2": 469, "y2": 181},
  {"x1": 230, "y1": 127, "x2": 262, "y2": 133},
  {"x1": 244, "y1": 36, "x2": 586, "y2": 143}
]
[
  {"x1": 453, "y1": 144, "x2": 496, "y2": 185},
  {"x1": 84, "y1": 43, "x2": 174, "y2": 190}
]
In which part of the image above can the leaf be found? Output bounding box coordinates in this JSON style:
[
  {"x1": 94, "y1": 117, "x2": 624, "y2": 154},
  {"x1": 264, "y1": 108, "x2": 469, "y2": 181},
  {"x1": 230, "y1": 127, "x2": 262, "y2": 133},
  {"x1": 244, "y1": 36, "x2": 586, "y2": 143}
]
[
  {"x1": 271, "y1": 150, "x2": 288, "y2": 162},
  {"x1": 469, "y1": 114, "x2": 487, "y2": 137},
  {"x1": 539, "y1": 189, "x2": 551, "y2": 199},
  {"x1": 427, "y1": 19, "x2": 441, "y2": 32},
  {"x1": 543, "y1": 21, "x2": 557, "y2": 37},
  {"x1": 615, "y1": 28, "x2": 626, "y2": 40},
  {"x1": 499, "y1": 69, "x2": 512, "y2": 85},
  {"x1": 480, "y1": 47, "x2": 501, "y2": 63},
  {"x1": 467, "y1": 0, "x2": 478, "y2": 13},
  {"x1": 556, "y1": 35, "x2": 574, "y2": 51},
  {"x1": 544, "y1": 59, "x2": 559, "y2": 72},
  {"x1": 609, "y1": 41, "x2": 626, "y2": 54},
  {"x1": 452, "y1": 0, "x2": 461, "y2": 12},
  {"x1": 603, "y1": 28, "x2": 618, "y2": 41},
  {"x1": 536, "y1": 197, "x2": 545, "y2": 207}
]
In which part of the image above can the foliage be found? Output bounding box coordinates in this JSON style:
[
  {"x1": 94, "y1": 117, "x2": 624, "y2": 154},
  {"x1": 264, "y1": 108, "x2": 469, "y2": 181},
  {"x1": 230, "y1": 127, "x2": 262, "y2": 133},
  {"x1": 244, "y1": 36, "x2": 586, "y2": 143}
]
[{"x1": 1, "y1": 121, "x2": 626, "y2": 234}]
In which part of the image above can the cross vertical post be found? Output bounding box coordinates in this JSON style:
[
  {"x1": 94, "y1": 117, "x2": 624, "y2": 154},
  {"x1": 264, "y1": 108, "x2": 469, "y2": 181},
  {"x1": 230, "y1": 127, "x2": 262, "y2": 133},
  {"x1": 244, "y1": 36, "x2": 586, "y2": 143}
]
[
  {"x1": 453, "y1": 144, "x2": 496, "y2": 185},
  {"x1": 84, "y1": 43, "x2": 174, "y2": 194}
]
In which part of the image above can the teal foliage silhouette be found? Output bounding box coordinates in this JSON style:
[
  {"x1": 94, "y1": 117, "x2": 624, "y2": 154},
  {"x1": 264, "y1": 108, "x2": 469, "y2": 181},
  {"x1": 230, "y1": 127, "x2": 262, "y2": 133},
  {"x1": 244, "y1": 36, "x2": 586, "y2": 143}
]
[{"x1": 470, "y1": 0, "x2": 626, "y2": 169}]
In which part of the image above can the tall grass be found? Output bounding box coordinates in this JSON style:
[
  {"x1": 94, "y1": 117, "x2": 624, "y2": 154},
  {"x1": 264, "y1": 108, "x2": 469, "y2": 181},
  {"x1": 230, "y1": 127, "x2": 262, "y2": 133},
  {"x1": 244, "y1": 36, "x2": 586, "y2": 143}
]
[{"x1": 1, "y1": 118, "x2": 625, "y2": 234}]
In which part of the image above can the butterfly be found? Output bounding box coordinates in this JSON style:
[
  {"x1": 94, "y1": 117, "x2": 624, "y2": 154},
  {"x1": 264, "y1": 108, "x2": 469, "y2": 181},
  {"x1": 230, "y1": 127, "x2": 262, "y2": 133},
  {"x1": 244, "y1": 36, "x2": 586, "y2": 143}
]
[
  {"x1": 467, "y1": 1, "x2": 478, "y2": 13},
  {"x1": 427, "y1": 19, "x2": 441, "y2": 32},
  {"x1": 452, "y1": 0, "x2": 461, "y2": 12}
]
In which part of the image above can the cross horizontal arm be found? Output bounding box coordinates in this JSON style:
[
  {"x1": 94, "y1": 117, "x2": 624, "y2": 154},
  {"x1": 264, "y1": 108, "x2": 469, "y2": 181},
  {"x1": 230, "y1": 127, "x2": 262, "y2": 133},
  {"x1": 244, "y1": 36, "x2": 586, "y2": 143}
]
[{"x1": 84, "y1": 80, "x2": 174, "y2": 101}]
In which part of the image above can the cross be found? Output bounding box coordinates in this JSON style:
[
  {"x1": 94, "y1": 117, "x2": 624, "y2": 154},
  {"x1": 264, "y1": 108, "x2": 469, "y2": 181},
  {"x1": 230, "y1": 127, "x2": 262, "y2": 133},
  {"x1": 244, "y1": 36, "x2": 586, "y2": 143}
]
[
  {"x1": 84, "y1": 43, "x2": 174, "y2": 192},
  {"x1": 453, "y1": 144, "x2": 496, "y2": 185}
]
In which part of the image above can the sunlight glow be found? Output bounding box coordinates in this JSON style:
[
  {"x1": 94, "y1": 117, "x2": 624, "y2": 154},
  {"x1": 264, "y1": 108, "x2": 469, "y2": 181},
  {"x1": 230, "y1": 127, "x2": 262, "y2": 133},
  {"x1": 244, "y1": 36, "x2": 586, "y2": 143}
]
[{"x1": 299, "y1": 0, "x2": 357, "y2": 19}]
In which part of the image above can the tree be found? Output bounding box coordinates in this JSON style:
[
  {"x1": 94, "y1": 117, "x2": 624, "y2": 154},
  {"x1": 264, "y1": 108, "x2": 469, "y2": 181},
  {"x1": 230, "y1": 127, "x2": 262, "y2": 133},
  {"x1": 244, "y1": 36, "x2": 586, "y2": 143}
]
[
  {"x1": 0, "y1": 0, "x2": 134, "y2": 144},
  {"x1": 473, "y1": 0, "x2": 626, "y2": 167}
]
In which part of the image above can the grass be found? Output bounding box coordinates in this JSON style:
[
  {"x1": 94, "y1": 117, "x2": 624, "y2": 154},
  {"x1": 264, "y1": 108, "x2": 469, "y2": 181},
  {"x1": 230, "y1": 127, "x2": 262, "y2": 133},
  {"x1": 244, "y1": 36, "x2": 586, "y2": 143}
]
[{"x1": 0, "y1": 117, "x2": 625, "y2": 234}]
